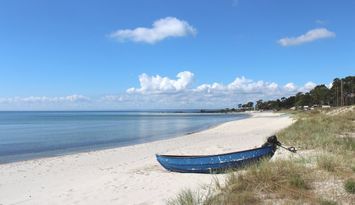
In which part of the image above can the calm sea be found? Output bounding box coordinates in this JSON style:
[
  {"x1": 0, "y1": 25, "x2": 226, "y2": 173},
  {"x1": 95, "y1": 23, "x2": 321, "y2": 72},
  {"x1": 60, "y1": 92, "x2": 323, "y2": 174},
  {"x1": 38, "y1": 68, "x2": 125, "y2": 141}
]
[{"x1": 0, "y1": 111, "x2": 248, "y2": 163}]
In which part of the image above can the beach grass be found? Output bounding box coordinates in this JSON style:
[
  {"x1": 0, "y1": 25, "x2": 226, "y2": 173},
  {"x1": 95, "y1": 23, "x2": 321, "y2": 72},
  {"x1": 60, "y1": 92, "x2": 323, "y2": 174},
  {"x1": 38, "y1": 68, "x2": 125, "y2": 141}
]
[
  {"x1": 169, "y1": 107, "x2": 355, "y2": 204},
  {"x1": 168, "y1": 159, "x2": 321, "y2": 204},
  {"x1": 344, "y1": 179, "x2": 355, "y2": 194},
  {"x1": 319, "y1": 199, "x2": 338, "y2": 205},
  {"x1": 316, "y1": 154, "x2": 338, "y2": 172},
  {"x1": 167, "y1": 190, "x2": 203, "y2": 205}
]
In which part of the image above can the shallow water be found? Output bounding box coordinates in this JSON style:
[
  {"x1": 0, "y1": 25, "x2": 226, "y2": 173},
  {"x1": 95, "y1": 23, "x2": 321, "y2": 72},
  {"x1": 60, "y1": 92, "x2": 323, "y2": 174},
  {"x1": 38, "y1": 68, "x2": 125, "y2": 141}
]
[{"x1": 0, "y1": 111, "x2": 248, "y2": 163}]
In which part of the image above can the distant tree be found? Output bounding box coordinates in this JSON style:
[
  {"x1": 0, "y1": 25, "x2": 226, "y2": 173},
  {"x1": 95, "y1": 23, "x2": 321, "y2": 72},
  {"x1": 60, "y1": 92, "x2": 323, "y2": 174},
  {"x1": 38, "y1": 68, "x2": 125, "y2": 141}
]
[
  {"x1": 241, "y1": 101, "x2": 254, "y2": 110},
  {"x1": 330, "y1": 78, "x2": 341, "y2": 106},
  {"x1": 310, "y1": 85, "x2": 331, "y2": 105},
  {"x1": 343, "y1": 76, "x2": 355, "y2": 105},
  {"x1": 256, "y1": 100, "x2": 263, "y2": 110},
  {"x1": 282, "y1": 96, "x2": 296, "y2": 108},
  {"x1": 295, "y1": 92, "x2": 304, "y2": 107},
  {"x1": 329, "y1": 76, "x2": 355, "y2": 106},
  {"x1": 273, "y1": 99, "x2": 281, "y2": 110},
  {"x1": 302, "y1": 93, "x2": 313, "y2": 106}
]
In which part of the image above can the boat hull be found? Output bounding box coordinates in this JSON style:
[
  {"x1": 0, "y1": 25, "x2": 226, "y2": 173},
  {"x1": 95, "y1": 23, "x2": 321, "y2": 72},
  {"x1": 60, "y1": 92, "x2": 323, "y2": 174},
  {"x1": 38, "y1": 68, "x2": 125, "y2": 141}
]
[{"x1": 156, "y1": 145, "x2": 276, "y2": 174}]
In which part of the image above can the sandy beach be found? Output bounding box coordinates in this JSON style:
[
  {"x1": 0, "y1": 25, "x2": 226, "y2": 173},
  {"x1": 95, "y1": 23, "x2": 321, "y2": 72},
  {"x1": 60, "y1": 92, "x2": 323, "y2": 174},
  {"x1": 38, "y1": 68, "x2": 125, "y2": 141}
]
[{"x1": 0, "y1": 112, "x2": 293, "y2": 205}]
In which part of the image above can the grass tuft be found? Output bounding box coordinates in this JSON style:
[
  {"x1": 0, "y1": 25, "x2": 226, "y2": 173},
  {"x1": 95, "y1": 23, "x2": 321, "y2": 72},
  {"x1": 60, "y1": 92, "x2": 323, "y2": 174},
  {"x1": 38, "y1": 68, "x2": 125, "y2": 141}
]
[
  {"x1": 344, "y1": 179, "x2": 355, "y2": 194},
  {"x1": 319, "y1": 198, "x2": 338, "y2": 205},
  {"x1": 317, "y1": 155, "x2": 337, "y2": 172},
  {"x1": 167, "y1": 190, "x2": 201, "y2": 205},
  {"x1": 288, "y1": 173, "x2": 308, "y2": 189}
]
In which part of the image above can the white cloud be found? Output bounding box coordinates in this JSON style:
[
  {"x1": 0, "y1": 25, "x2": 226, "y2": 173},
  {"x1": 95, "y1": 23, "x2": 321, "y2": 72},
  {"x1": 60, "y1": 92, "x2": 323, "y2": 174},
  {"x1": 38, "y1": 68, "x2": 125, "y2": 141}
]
[
  {"x1": 304, "y1": 81, "x2": 317, "y2": 90},
  {"x1": 126, "y1": 72, "x2": 321, "y2": 99},
  {"x1": 327, "y1": 82, "x2": 333, "y2": 89},
  {"x1": 109, "y1": 17, "x2": 197, "y2": 44},
  {"x1": 284, "y1": 82, "x2": 297, "y2": 92},
  {"x1": 278, "y1": 28, "x2": 335, "y2": 46},
  {"x1": 194, "y1": 76, "x2": 279, "y2": 94},
  {"x1": 127, "y1": 73, "x2": 282, "y2": 96},
  {"x1": 298, "y1": 81, "x2": 317, "y2": 93},
  {"x1": 127, "y1": 71, "x2": 194, "y2": 94},
  {"x1": 0, "y1": 95, "x2": 90, "y2": 104},
  {"x1": 268, "y1": 82, "x2": 279, "y2": 91},
  {"x1": 100, "y1": 95, "x2": 124, "y2": 102},
  {"x1": 0, "y1": 73, "x2": 323, "y2": 110},
  {"x1": 120, "y1": 71, "x2": 325, "y2": 108}
]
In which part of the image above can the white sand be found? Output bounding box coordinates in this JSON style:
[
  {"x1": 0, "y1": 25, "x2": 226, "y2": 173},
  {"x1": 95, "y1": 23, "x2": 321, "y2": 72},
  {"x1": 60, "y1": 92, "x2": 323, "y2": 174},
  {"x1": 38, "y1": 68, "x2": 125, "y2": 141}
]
[{"x1": 0, "y1": 112, "x2": 293, "y2": 205}]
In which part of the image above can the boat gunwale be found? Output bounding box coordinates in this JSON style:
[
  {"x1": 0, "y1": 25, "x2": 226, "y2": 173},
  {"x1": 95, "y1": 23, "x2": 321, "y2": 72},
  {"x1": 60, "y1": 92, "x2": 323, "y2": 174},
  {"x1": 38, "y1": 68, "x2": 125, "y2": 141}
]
[{"x1": 156, "y1": 144, "x2": 275, "y2": 159}]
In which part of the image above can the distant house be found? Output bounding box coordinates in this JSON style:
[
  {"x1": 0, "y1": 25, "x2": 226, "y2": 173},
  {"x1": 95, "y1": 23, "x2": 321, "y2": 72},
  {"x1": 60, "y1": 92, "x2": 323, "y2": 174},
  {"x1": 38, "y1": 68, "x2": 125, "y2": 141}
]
[
  {"x1": 290, "y1": 106, "x2": 296, "y2": 110},
  {"x1": 322, "y1": 105, "x2": 331, "y2": 109}
]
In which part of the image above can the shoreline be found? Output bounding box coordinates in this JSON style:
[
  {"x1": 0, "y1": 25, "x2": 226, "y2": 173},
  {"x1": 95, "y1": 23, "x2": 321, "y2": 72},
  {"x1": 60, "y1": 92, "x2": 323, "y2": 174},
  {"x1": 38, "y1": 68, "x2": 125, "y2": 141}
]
[
  {"x1": 0, "y1": 113, "x2": 250, "y2": 164},
  {"x1": 0, "y1": 112, "x2": 293, "y2": 205}
]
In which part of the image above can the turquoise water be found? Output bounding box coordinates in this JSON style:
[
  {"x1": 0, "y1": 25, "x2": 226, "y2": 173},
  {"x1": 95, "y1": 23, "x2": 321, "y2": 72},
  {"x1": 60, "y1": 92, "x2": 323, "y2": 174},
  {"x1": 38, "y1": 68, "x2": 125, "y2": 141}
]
[{"x1": 0, "y1": 111, "x2": 248, "y2": 163}]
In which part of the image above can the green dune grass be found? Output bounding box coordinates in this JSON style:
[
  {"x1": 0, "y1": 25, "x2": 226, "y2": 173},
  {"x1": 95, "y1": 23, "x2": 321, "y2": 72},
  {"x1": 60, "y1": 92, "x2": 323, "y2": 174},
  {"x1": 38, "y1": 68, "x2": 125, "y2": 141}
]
[{"x1": 169, "y1": 108, "x2": 355, "y2": 205}]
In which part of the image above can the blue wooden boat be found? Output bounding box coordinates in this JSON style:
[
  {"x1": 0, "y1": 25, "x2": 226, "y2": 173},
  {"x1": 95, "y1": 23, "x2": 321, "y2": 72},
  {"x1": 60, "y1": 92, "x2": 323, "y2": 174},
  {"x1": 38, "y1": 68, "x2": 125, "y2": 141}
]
[{"x1": 156, "y1": 136, "x2": 281, "y2": 173}]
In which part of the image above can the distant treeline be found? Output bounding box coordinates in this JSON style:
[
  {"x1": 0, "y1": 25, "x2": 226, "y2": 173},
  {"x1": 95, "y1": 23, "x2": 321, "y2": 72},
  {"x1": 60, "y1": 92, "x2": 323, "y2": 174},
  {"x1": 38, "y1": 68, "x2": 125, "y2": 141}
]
[
  {"x1": 256, "y1": 76, "x2": 354, "y2": 110},
  {"x1": 200, "y1": 76, "x2": 354, "y2": 113}
]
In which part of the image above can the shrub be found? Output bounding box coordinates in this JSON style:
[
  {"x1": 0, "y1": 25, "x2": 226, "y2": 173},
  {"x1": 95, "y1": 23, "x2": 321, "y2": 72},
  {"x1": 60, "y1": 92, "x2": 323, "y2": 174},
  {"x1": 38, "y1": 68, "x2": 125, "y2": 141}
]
[{"x1": 344, "y1": 179, "x2": 355, "y2": 194}]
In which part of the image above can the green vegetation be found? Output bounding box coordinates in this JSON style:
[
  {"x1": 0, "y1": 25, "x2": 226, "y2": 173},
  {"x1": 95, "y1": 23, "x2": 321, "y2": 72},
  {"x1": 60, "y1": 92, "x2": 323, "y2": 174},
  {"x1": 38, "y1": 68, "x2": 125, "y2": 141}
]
[
  {"x1": 169, "y1": 107, "x2": 355, "y2": 204},
  {"x1": 277, "y1": 109, "x2": 354, "y2": 164},
  {"x1": 168, "y1": 160, "x2": 315, "y2": 204},
  {"x1": 256, "y1": 76, "x2": 355, "y2": 110},
  {"x1": 167, "y1": 190, "x2": 204, "y2": 205},
  {"x1": 319, "y1": 199, "x2": 338, "y2": 205},
  {"x1": 344, "y1": 179, "x2": 355, "y2": 194}
]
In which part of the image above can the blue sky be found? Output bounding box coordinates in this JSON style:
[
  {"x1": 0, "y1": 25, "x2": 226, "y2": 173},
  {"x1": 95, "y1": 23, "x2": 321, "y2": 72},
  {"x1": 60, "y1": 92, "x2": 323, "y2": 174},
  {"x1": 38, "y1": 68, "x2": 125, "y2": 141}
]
[{"x1": 0, "y1": 0, "x2": 354, "y2": 110}]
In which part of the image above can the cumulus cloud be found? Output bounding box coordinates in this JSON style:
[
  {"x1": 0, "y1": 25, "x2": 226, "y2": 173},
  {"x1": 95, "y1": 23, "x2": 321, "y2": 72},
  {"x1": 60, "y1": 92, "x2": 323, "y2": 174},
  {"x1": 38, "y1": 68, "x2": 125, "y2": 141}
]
[
  {"x1": 193, "y1": 76, "x2": 279, "y2": 94},
  {"x1": 298, "y1": 81, "x2": 317, "y2": 92},
  {"x1": 304, "y1": 81, "x2": 317, "y2": 90},
  {"x1": 120, "y1": 71, "x2": 324, "y2": 108},
  {"x1": 126, "y1": 72, "x2": 320, "y2": 98},
  {"x1": 278, "y1": 28, "x2": 335, "y2": 46},
  {"x1": 109, "y1": 17, "x2": 197, "y2": 44},
  {"x1": 126, "y1": 73, "x2": 282, "y2": 96},
  {"x1": 284, "y1": 82, "x2": 297, "y2": 92},
  {"x1": 127, "y1": 71, "x2": 194, "y2": 94}
]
